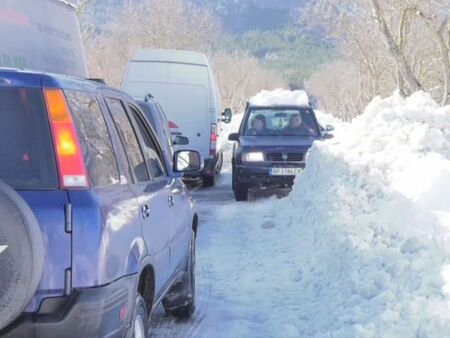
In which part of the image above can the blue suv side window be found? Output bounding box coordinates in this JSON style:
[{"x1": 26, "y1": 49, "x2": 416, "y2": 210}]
[
  {"x1": 66, "y1": 90, "x2": 120, "y2": 187},
  {"x1": 128, "y1": 104, "x2": 166, "y2": 179},
  {"x1": 155, "y1": 103, "x2": 174, "y2": 147},
  {"x1": 105, "y1": 98, "x2": 150, "y2": 183}
]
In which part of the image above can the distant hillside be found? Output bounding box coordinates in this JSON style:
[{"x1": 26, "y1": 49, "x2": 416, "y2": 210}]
[
  {"x1": 221, "y1": 26, "x2": 335, "y2": 89},
  {"x1": 190, "y1": 0, "x2": 335, "y2": 88},
  {"x1": 190, "y1": 0, "x2": 307, "y2": 33},
  {"x1": 78, "y1": 0, "x2": 307, "y2": 34}
]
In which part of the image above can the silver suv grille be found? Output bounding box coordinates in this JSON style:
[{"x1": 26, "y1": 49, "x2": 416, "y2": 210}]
[{"x1": 267, "y1": 153, "x2": 304, "y2": 162}]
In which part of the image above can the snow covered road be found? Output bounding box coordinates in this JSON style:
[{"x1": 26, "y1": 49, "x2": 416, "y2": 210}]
[
  {"x1": 152, "y1": 180, "x2": 309, "y2": 337},
  {"x1": 150, "y1": 170, "x2": 250, "y2": 338}
]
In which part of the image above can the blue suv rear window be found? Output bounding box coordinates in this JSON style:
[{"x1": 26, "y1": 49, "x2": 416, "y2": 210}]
[
  {"x1": 0, "y1": 87, "x2": 58, "y2": 190},
  {"x1": 65, "y1": 90, "x2": 120, "y2": 187}
]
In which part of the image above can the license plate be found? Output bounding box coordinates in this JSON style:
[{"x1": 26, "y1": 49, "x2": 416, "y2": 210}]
[{"x1": 270, "y1": 167, "x2": 302, "y2": 176}]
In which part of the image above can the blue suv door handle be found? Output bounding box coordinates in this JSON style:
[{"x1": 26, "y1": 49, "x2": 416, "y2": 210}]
[
  {"x1": 168, "y1": 196, "x2": 174, "y2": 208},
  {"x1": 141, "y1": 205, "x2": 151, "y2": 219}
]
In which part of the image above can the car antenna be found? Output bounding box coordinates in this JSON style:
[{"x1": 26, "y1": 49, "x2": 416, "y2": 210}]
[{"x1": 144, "y1": 93, "x2": 154, "y2": 102}]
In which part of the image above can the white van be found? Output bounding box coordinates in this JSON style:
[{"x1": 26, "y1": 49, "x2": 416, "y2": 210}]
[
  {"x1": 122, "y1": 49, "x2": 232, "y2": 187},
  {"x1": 0, "y1": 0, "x2": 87, "y2": 78}
]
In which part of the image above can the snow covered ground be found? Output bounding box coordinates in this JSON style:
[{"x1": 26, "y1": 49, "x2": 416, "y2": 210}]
[{"x1": 152, "y1": 91, "x2": 450, "y2": 337}]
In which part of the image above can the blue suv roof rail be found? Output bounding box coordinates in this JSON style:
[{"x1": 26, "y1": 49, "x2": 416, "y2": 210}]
[
  {"x1": 144, "y1": 93, "x2": 155, "y2": 102},
  {"x1": 87, "y1": 78, "x2": 106, "y2": 84}
]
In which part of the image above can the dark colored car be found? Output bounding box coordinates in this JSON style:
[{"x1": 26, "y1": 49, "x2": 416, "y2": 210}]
[
  {"x1": 137, "y1": 94, "x2": 189, "y2": 174},
  {"x1": 0, "y1": 69, "x2": 203, "y2": 338},
  {"x1": 229, "y1": 104, "x2": 334, "y2": 201}
]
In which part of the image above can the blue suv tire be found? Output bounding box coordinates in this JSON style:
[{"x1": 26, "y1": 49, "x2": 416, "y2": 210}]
[
  {"x1": 163, "y1": 231, "x2": 196, "y2": 318},
  {"x1": 129, "y1": 295, "x2": 149, "y2": 338}
]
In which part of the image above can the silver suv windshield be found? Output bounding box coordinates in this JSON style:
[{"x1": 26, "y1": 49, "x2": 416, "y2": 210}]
[{"x1": 244, "y1": 108, "x2": 319, "y2": 137}]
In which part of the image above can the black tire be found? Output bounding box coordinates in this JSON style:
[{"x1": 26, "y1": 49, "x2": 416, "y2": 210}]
[
  {"x1": 202, "y1": 175, "x2": 215, "y2": 188},
  {"x1": 0, "y1": 181, "x2": 44, "y2": 331},
  {"x1": 163, "y1": 232, "x2": 196, "y2": 319},
  {"x1": 129, "y1": 295, "x2": 149, "y2": 338},
  {"x1": 234, "y1": 183, "x2": 248, "y2": 201}
]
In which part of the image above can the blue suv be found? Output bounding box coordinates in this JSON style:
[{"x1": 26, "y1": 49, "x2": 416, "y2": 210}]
[{"x1": 0, "y1": 69, "x2": 202, "y2": 337}]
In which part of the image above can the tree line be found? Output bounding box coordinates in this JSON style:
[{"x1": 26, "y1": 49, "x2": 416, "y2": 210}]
[
  {"x1": 79, "y1": 0, "x2": 447, "y2": 120},
  {"x1": 303, "y1": 0, "x2": 450, "y2": 120},
  {"x1": 77, "y1": 0, "x2": 287, "y2": 114}
]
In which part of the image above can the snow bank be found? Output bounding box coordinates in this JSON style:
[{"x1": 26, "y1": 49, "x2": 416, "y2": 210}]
[
  {"x1": 217, "y1": 92, "x2": 450, "y2": 337},
  {"x1": 249, "y1": 89, "x2": 310, "y2": 107},
  {"x1": 314, "y1": 109, "x2": 342, "y2": 128}
]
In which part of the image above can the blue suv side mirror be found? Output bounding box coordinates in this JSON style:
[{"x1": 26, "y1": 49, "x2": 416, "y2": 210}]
[
  {"x1": 228, "y1": 133, "x2": 239, "y2": 142},
  {"x1": 173, "y1": 150, "x2": 204, "y2": 173}
]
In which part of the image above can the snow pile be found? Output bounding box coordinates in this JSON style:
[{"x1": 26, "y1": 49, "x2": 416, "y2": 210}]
[
  {"x1": 314, "y1": 109, "x2": 343, "y2": 128},
  {"x1": 249, "y1": 89, "x2": 310, "y2": 107},
  {"x1": 216, "y1": 92, "x2": 450, "y2": 337}
]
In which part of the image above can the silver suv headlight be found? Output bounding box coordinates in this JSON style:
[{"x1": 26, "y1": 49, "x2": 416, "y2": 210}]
[{"x1": 242, "y1": 151, "x2": 265, "y2": 162}]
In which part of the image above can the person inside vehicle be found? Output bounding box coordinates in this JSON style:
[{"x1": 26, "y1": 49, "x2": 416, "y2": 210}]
[
  {"x1": 247, "y1": 114, "x2": 267, "y2": 135},
  {"x1": 176, "y1": 151, "x2": 200, "y2": 171},
  {"x1": 185, "y1": 151, "x2": 200, "y2": 171},
  {"x1": 285, "y1": 113, "x2": 315, "y2": 136}
]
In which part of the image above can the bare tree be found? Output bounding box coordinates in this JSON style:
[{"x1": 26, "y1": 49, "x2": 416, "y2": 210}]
[
  {"x1": 369, "y1": 0, "x2": 422, "y2": 94},
  {"x1": 82, "y1": 0, "x2": 221, "y2": 87},
  {"x1": 307, "y1": 61, "x2": 365, "y2": 121},
  {"x1": 211, "y1": 52, "x2": 288, "y2": 114},
  {"x1": 66, "y1": 0, "x2": 92, "y2": 15},
  {"x1": 303, "y1": 0, "x2": 450, "y2": 118},
  {"x1": 411, "y1": 6, "x2": 450, "y2": 105},
  {"x1": 80, "y1": 0, "x2": 286, "y2": 110}
]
